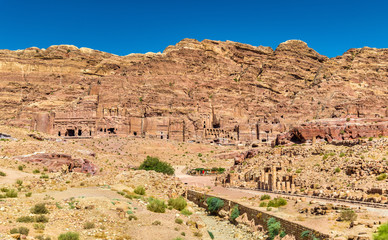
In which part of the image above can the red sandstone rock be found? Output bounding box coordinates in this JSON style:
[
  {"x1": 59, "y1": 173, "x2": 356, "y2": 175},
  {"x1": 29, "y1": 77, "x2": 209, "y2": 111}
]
[
  {"x1": 276, "y1": 118, "x2": 388, "y2": 145},
  {"x1": 16, "y1": 153, "x2": 97, "y2": 174},
  {"x1": 0, "y1": 39, "x2": 386, "y2": 145}
]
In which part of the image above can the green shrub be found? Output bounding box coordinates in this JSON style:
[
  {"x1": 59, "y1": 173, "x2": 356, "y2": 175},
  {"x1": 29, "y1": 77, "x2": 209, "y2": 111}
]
[
  {"x1": 25, "y1": 192, "x2": 32, "y2": 197},
  {"x1": 267, "y1": 217, "x2": 282, "y2": 240},
  {"x1": 168, "y1": 197, "x2": 187, "y2": 211},
  {"x1": 18, "y1": 165, "x2": 24, "y2": 171},
  {"x1": 5, "y1": 189, "x2": 18, "y2": 198},
  {"x1": 335, "y1": 167, "x2": 341, "y2": 173},
  {"x1": 134, "y1": 186, "x2": 146, "y2": 195},
  {"x1": 339, "y1": 152, "x2": 345, "y2": 157},
  {"x1": 147, "y1": 197, "x2": 167, "y2": 213},
  {"x1": 35, "y1": 235, "x2": 51, "y2": 240},
  {"x1": 208, "y1": 230, "x2": 215, "y2": 239},
  {"x1": 58, "y1": 232, "x2": 79, "y2": 240},
  {"x1": 0, "y1": 171, "x2": 6, "y2": 176},
  {"x1": 33, "y1": 223, "x2": 45, "y2": 231},
  {"x1": 128, "y1": 215, "x2": 138, "y2": 221},
  {"x1": 260, "y1": 194, "x2": 271, "y2": 200},
  {"x1": 83, "y1": 221, "x2": 95, "y2": 229},
  {"x1": 346, "y1": 118, "x2": 350, "y2": 122},
  {"x1": 152, "y1": 220, "x2": 161, "y2": 225},
  {"x1": 368, "y1": 137, "x2": 373, "y2": 141},
  {"x1": 40, "y1": 174, "x2": 49, "y2": 179},
  {"x1": 35, "y1": 215, "x2": 49, "y2": 223},
  {"x1": 31, "y1": 203, "x2": 49, "y2": 214},
  {"x1": 33, "y1": 169, "x2": 40, "y2": 174},
  {"x1": 301, "y1": 230, "x2": 310, "y2": 238},
  {"x1": 340, "y1": 209, "x2": 357, "y2": 221},
  {"x1": 16, "y1": 179, "x2": 23, "y2": 186},
  {"x1": 17, "y1": 216, "x2": 34, "y2": 223},
  {"x1": 180, "y1": 208, "x2": 193, "y2": 216},
  {"x1": 139, "y1": 156, "x2": 174, "y2": 175},
  {"x1": 10, "y1": 226, "x2": 30, "y2": 235},
  {"x1": 377, "y1": 173, "x2": 387, "y2": 181},
  {"x1": 259, "y1": 202, "x2": 267, "y2": 207},
  {"x1": 175, "y1": 218, "x2": 183, "y2": 224},
  {"x1": 267, "y1": 198, "x2": 287, "y2": 208},
  {"x1": 230, "y1": 205, "x2": 240, "y2": 221},
  {"x1": 374, "y1": 222, "x2": 388, "y2": 240},
  {"x1": 206, "y1": 197, "x2": 224, "y2": 214}
]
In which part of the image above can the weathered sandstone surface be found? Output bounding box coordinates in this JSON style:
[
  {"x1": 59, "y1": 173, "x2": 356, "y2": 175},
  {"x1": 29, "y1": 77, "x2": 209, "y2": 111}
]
[
  {"x1": 276, "y1": 118, "x2": 388, "y2": 145},
  {"x1": 0, "y1": 39, "x2": 387, "y2": 144}
]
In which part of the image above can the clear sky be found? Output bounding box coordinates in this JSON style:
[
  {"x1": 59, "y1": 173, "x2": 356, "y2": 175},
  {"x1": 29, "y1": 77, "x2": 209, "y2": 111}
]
[{"x1": 0, "y1": 0, "x2": 387, "y2": 57}]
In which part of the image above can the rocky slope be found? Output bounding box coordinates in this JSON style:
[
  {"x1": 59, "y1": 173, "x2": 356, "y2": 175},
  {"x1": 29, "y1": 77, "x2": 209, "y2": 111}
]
[{"x1": 0, "y1": 39, "x2": 387, "y2": 129}]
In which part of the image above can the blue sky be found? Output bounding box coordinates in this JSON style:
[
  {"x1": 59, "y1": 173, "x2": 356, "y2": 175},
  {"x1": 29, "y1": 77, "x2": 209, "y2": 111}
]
[{"x1": 0, "y1": 0, "x2": 387, "y2": 57}]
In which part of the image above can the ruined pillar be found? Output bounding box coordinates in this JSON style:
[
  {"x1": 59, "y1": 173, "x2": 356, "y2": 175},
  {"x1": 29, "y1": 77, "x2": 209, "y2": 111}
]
[
  {"x1": 286, "y1": 181, "x2": 291, "y2": 193},
  {"x1": 282, "y1": 182, "x2": 286, "y2": 191},
  {"x1": 291, "y1": 183, "x2": 296, "y2": 194},
  {"x1": 264, "y1": 173, "x2": 269, "y2": 190},
  {"x1": 272, "y1": 166, "x2": 277, "y2": 191}
]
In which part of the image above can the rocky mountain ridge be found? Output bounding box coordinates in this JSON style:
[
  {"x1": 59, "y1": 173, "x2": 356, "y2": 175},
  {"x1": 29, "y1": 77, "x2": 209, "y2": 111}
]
[{"x1": 0, "y1": 39, "x2": 386, "y2": 138}]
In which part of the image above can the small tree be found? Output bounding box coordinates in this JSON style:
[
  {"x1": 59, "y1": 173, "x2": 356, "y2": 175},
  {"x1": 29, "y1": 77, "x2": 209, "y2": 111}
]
[
  {"x1": 206, "y1": 197, "x2": 224, "y2": 215},
  {"x1": 267, "y1": 217, "x2": 281, "y2": 240}
]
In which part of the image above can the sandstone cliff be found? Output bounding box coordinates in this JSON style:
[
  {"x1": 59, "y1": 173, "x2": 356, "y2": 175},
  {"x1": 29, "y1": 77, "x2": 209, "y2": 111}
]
[{"x1": 0, "y1": 39, "x2": 386, "y2": 141}]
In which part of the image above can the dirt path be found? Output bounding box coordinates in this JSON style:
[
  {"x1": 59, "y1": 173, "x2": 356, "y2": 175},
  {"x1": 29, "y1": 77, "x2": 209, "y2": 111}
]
[
  {"x1": 175, "y1": 165, "x2": 214, "y2": 187},
  {"x1": 42, "y1": 186, "x2": 124, "y2": 201},
  {"x1": 0, "y1": 167, "x2": 36, "y2": 184}
]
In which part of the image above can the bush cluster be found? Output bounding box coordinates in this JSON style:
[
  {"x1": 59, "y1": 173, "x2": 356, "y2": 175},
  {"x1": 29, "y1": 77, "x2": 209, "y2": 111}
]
[
  {"x1": 147, "y1": 197, "x2": 167, "y2": 213},
  {"x1": 340, "y1": 209, "x2": 357, "y2": 222},
  {"x1": 10, "y1": 227, "x2": 30, "y2": 235},
  {"x1": 58, "y1": 232, "x2": 79, "y2": 240},
  {"x1": 260, "y1": 194, "x2": 271, "y2": 200},
  {"x1": 134, "y1": 186, "x2": 146, "y2": 195},
  {"x1": 267, "y1": 198, "x2": 287, "y2": 208},
  {"x1": 31, "y1": 203, "x2": 49, "y2": 214},
  {"x1": 139, "y1": 156, "x2": 174, "y2": 175},
  {"x1": 376, "y1": 173, "x2": 387, "y2": 181},
  {"x1": 168, "y1": 197, "x2": 187, "y2": 211},
  {"x1": 17, "y1": 215, "x2": 48, "y2": 223},
  {"x1": 0, "y1": 188, "x2": 18, "y2": 198}
]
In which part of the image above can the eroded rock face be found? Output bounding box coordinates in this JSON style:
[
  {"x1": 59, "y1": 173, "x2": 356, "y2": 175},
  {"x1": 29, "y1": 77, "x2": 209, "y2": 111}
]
[
  {"x1": 16, "y1": 153, "x2": 97, "y2": 174},
  {"x1": 0, "y1": 39, "x2": 387, "y2": 144},
  {"x1": 276, "y1": 118, "x2": 388, "y2": 145}
]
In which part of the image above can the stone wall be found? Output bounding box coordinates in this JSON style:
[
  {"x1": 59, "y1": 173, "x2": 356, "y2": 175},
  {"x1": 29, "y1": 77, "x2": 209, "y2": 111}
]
[{"x1": 186, "y1": 190, "x2": 330, "y2": 240}]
